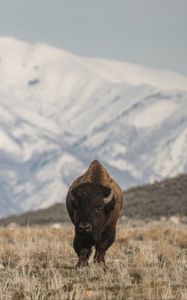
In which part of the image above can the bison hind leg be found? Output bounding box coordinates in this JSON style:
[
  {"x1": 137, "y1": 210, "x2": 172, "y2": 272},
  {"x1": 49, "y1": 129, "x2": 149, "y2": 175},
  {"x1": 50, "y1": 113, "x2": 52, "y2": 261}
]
[
  {"x1": 94, "y1": 250, "x2": 108, "y2": 271},
  {"x1": 94, "y1": 249, "x2": 105, "y2": 263}
]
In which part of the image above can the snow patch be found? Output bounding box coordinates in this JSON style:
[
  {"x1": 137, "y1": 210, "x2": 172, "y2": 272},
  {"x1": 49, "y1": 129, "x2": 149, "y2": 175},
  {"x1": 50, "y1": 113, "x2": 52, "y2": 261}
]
[
  {"x1": 127, "y1": 100, "x2": 177, "y2": 128},
  {"x1": 0, "y1": 130, "x2": 20, "y2": 154}
]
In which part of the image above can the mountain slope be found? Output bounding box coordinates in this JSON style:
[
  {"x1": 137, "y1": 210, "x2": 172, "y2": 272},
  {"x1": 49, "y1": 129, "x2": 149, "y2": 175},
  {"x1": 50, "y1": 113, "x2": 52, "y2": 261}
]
[{"x1": 0, "y1": 36, "x2": 187, "y2": 218}]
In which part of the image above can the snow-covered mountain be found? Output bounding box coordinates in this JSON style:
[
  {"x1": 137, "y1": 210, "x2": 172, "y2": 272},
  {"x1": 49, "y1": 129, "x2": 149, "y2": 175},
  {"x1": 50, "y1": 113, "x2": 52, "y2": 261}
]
[{"x1": 0, "y1": 36, "x2": 187, "y2": 218}]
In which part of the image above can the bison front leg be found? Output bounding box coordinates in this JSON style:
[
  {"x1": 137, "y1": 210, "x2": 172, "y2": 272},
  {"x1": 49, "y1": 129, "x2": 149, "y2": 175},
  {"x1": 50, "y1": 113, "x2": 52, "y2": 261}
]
[
  {"x1": 94, "y1": 226, "x2": 116, "y2": 267},
  {"x1": 73, "y1": 234, "x2": 92, "y2": 267},
  {"x1": 76, "y1": 248, "x2": 92, "y2": 268}
]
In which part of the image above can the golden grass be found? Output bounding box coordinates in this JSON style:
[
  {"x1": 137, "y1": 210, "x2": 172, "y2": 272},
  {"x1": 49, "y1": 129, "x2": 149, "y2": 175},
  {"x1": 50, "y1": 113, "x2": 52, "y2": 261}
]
[{"x1": 0, "y1": 221, "x2": 186, "y2": 299}]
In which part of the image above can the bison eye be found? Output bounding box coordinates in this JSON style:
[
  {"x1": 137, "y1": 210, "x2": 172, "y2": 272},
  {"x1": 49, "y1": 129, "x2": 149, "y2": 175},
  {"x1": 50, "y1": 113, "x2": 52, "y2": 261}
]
[{"x1": 95, "y1": 207, "x2": 103, "y2": 213}]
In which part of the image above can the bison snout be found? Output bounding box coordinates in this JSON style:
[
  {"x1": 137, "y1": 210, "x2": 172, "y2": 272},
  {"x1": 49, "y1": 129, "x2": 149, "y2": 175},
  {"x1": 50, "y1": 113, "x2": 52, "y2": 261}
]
[{"x1": 78, "y1": 222, "x2": 92, "y2": 233}]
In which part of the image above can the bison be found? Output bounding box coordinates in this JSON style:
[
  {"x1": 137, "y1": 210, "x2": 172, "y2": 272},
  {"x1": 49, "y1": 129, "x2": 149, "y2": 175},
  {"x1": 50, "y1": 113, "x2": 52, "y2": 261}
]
[{"x1": 66, "y1": 160, "x2": 123, "y2": 267}]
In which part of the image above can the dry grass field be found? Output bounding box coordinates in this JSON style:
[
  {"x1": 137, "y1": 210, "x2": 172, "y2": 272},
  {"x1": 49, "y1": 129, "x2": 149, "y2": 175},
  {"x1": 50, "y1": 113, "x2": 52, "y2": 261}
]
[{"x1": 0, "y1": 221, "x2": 186, "y2": 300}]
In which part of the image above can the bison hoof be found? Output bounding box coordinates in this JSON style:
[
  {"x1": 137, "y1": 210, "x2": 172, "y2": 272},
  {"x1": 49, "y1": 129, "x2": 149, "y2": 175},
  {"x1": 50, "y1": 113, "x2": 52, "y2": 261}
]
[
  {"x1": 76, "y1": 261, "x2": 89, "y2": 268},
  {"x1": 94, "y1": 260, "x2": 108, "y2": 271}
]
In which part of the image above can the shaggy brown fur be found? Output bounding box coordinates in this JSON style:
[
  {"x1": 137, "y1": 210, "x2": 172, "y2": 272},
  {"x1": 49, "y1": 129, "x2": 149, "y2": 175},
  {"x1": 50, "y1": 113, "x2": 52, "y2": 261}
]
[{"x1": 66, "y1": 160, "x2": 123, "y2": 267}]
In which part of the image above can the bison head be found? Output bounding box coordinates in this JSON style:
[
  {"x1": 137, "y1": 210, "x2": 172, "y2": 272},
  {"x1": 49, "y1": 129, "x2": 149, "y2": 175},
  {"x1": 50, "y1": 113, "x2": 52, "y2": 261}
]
[{"x1": 70, "y1": 182, "x2": 115, "y2": 247}]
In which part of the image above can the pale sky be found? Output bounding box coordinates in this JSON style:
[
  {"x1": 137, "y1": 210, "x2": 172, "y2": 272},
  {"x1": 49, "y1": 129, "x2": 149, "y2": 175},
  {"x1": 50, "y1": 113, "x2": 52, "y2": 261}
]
[{"x1": 0, "y1": 0, "x2": 186, "y2": 75}]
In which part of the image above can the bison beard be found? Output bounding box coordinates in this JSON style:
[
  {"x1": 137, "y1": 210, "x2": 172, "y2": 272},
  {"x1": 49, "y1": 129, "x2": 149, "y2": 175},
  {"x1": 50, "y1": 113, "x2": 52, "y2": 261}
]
[
  {"x1": 66, "y1": 160, "x2": 123, "y2": 268},
  {"x1": 78, "y1": 232, "x2": 97, "y2": 249}
]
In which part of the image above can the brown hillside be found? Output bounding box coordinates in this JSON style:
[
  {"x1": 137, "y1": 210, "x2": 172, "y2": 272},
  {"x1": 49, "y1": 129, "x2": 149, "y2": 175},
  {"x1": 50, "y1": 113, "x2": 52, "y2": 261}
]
[{"x1": 0, "y1": 174, "x2": 187, "y2": 226}]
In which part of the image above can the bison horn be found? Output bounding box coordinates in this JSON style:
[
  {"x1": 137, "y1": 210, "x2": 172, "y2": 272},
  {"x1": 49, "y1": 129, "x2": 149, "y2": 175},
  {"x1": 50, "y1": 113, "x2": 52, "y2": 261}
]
[{"x1": 103, "y1": 189, "x2": 114, "y2": 205}]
